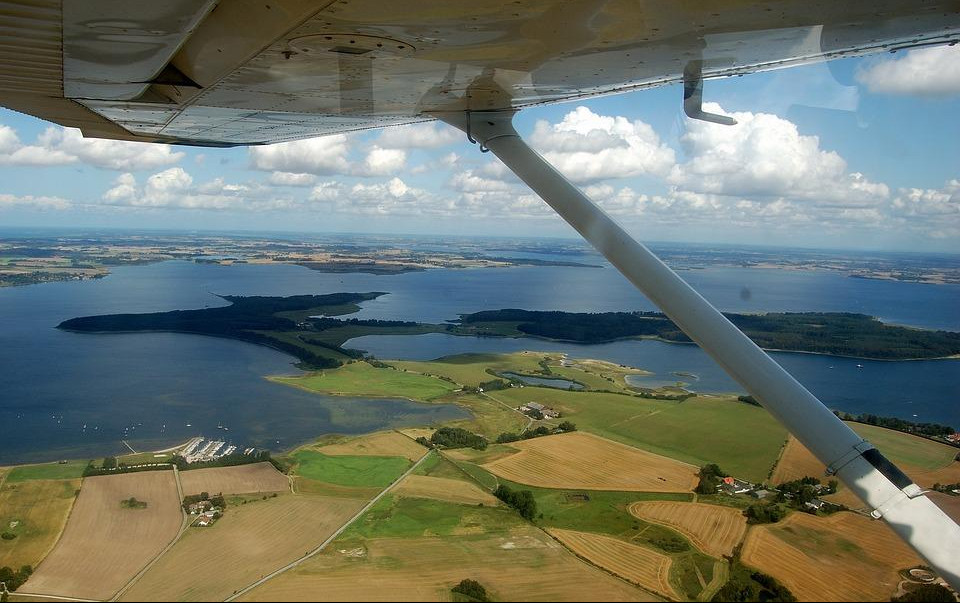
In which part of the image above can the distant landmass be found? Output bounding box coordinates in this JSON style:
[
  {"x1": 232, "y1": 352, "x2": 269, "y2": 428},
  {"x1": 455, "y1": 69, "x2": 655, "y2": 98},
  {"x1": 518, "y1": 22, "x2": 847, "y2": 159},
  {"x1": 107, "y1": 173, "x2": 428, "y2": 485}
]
[
  {"x1": 59, "y1": 293, "x2": 389, "y2": 369},
  {"x1": 59, "y1": 294, "x2": 960, "y2": 363},
  {"x1": 457, "y1": 309, "x2": 960, "y2": 360}
]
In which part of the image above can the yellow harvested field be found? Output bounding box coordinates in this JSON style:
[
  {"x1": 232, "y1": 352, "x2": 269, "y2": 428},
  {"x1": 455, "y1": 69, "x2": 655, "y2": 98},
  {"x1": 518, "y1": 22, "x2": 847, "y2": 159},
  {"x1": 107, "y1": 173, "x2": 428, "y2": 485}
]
[
  {"x1": 443, "y1": 446, "x2": 516, "y2": 464},
  {"x1": 483, "y1": 432, "x2": 697, "y2": 492},
  {"x1": 23, "y1": 471, "x2": 182, "y2": 600},
  {"x1": 930, "y1": 492, "x2": 960, "y2": 523},
  {"x1": 239, "y1": 526, "x2": 658, "y2": 602},
  {"x1": 394, "y1": 475, "x2": 500, "y2": 506},
  {"x1": 741, "y1": 511, "x2": 923, "y2": 602},
  {"x1": 316, "y1": 431, "x2": 427, "y2": 462},
  {"x1": 628, "y1": 501, "x2": 747, "y2": 557},
  {"x1": 770, "y1": 436, "x2": 825, "y2": 485},
  {"x1": 907, "y1": 461, "x2": 960, "y2": 489},
  {"x1": 120, "y1": 494, "x2": 364, "y2": 602},
  {"x1": 549, "y1": 528, "x2": 678, "y2": 600},
  {"x1": 397, "y1": 428, "x2": 435, "y2": 441},
  {"x1": 179, "y1": 462, "x2": 289, "y2": 496},
  {"x1": 0, "y1": 479, "x2": 78, "y2": 569}
]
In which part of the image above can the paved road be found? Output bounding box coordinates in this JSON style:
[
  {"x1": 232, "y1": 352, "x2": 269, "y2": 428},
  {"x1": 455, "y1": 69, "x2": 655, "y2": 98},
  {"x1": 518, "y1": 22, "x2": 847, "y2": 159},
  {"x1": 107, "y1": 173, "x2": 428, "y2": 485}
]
[{"x1": 223, "y1": 450, "x2": 435, "y2": 602}]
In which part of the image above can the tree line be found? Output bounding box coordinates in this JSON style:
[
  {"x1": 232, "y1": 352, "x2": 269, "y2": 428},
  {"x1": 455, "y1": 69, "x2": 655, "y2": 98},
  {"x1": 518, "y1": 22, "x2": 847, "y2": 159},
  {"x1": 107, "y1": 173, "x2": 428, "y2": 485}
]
[
  {"x1": 458, "y1": 309, "x2": 960, "y2": 360},
  {"x1": 834, "y1": 411, "x2": 955, "y2": 439},
  {"x1": 495, "y1": 421, "x2": 576, "y2": 443}
]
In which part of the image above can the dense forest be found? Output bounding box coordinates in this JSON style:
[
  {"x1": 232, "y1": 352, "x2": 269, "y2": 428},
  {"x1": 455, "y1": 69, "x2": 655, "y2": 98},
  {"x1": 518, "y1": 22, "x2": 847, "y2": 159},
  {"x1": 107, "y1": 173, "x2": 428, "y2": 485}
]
[
  {"x1": 59, "y1": 296, "x2": 960, "y2": 365},
  {"x1": 58, "y1": 293, "x2": 385, "y2": 369},
  {"x1": 459, "y1": 309, "x2": 960, "y2": 360}
]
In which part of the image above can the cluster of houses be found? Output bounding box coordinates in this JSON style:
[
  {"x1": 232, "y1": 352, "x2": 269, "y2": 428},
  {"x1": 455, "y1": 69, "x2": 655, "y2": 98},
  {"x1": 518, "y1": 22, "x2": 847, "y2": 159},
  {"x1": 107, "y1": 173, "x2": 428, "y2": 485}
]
[
  {"x1": 187, "y1": 500, "x2": 223, "y2": 527},
  {"x1": 718, "y1": 476, "x2": 836, "y2": 512},
  {"x1": 180, "y1": 437, "x2": 256, "y2": 464},
  {"x1": 518, "y1": 402, "x2": 560, "y2": 419}
]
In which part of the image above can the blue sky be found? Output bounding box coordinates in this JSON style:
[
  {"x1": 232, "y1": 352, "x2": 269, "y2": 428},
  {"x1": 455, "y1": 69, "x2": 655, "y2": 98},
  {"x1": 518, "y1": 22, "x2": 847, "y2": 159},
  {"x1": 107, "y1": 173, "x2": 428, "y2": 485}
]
[{"x1": 0, "y1": 46, "x2": 957, "y2": 252}]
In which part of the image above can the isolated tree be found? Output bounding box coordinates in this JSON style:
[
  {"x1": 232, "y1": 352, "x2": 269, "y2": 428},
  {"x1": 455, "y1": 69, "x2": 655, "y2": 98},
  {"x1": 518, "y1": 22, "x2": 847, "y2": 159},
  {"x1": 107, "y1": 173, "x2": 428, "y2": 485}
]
[{"x1": 451, "y1": 579, "x2": 489, "y2": 602}]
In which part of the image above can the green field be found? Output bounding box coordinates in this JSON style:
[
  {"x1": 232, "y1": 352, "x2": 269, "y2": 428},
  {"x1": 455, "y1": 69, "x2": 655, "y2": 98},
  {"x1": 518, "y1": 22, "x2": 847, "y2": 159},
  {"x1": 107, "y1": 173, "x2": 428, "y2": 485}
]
[
  {"x1": 273, "y1": 361, "x2": 456, "y2": 400},
  {"x1": 342, "y1": 494, "x2": 518, "y2": 539},
  {"x1": 290, "y1": 451, "x2": 411, "y2": 487},
  {"x1": 490, "y1": 388, "x2": 787, "y2": 482},
  {"x1": 5, "y1": 461, "x2": 88, "y2": 483},
  {"x1": 414, "y1": 455, "x2": 477, "y2": 483},
  {"x1": 849, "y1": 422, "x2": 958, "y2": 470},
  {"x1": 440, "y1": 393, "x2": 529, "y2": 437},
  {"x1": 389, "y1": 352, "x2": 551, "y2": 388}
]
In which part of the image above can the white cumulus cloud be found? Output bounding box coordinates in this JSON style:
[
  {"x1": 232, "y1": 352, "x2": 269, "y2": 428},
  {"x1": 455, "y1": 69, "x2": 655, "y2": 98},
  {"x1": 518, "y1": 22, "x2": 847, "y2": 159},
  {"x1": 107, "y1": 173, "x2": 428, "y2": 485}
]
[
  {"x1": 249, "y1": 135, "x2": 351, "y2": 175},
  {"x1": 0, "y1": 193, "x2": 73, "y2": 210},
  {"x1": 269, "y1": 171, "x2": 317, "y2": 187},
  {"x1": 359, "y1": 147, "x2": 406, "y2": 176},
  {"x1": 103, "y1": 168, "x2": 294, "y2": 211},
  {"x1": 668, "y1": 104, "x2": 888, "y2": 208},
  {"x1": 0, "y1": 125, "x2": 183, "y2": 170},
  {"x1": 530, "y1": 106, "x2": 676, "y2": 182},
  {"x1": 856, "y1": 45, "x2": 960, "y2": 97}
]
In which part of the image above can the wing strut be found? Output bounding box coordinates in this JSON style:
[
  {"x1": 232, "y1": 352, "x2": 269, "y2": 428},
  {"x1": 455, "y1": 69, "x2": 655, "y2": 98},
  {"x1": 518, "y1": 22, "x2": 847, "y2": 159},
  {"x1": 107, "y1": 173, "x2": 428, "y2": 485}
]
[{"x1": 436, "y1": 109, "x2": 960, "y2": 588}]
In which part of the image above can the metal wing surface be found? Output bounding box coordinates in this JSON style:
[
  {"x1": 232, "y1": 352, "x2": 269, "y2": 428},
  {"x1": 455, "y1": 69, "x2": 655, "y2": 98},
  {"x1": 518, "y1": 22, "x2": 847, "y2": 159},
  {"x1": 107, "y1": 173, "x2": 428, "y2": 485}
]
[{"x1": 0, "y1": 0, "x2": 958, "y2": 146}]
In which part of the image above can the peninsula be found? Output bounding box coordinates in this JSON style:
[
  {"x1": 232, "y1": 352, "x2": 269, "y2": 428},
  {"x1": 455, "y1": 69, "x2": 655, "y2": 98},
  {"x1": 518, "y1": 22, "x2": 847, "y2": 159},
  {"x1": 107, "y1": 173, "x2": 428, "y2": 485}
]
[{"x1": 58, "y1": 295, "x2": 960, "y2": 363}]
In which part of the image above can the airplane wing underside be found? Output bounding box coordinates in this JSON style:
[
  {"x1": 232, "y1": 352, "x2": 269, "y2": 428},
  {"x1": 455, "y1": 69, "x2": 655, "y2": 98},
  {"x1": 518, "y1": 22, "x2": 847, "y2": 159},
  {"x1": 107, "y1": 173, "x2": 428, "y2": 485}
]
[{"x1": 0, "y1": 0, "x2": 958, "y2": 146}]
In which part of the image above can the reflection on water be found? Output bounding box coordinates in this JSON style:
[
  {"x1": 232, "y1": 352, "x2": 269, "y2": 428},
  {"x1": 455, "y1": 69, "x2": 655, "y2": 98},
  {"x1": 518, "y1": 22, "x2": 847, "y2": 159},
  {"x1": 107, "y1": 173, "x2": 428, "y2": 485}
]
[{"x1": 500, "y1": 372, "x2": 584, "y2": 390}]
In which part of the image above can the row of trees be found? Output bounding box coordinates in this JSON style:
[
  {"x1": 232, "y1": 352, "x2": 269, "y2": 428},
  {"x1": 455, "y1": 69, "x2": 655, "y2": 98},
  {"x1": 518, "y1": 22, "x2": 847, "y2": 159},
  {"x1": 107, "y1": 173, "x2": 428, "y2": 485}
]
[
  {"x1": 83, "y1": 459, "x2": 172, "y2": 477},
  {"x1": 834, "y1": 411, "x2": 955, "y2": 440},
  {"x1": 495, "y1": 422, "x2": 577, "y2": 444}
]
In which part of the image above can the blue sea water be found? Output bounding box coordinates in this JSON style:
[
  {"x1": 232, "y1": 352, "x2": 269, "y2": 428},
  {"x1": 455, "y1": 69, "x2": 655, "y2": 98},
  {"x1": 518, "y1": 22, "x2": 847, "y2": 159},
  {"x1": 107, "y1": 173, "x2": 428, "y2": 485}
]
[{"x1": 0, "y1": 254, "x2": 957, "y2": 463}]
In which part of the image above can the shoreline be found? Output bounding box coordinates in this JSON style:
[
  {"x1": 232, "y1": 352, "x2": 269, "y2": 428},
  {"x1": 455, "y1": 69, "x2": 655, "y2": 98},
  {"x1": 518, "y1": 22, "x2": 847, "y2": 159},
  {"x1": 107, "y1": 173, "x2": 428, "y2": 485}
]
[{"x1": 438, "y1": 331, "x2": 960, "y2": 363}]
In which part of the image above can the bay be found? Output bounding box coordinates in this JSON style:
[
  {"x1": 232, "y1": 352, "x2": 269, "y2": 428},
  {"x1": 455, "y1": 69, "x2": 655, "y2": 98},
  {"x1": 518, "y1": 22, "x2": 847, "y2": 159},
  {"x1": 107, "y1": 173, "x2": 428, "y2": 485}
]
[{"x1": 1, "y1": 254, "x2": 957, "y2": 464}]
